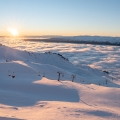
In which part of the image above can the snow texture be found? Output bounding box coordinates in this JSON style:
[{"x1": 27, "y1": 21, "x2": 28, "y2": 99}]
[{"x1": 0, "y1": 39, "x2": 120, "y2": 120}]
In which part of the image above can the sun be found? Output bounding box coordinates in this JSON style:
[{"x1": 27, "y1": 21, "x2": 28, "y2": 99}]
[{"x1": 8, "y1": 28, "x2": 18, "y2": 37}]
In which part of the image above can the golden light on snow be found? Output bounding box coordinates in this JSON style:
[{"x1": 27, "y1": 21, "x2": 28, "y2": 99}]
[{"x1": 8, "y1": 28, "x2": 18, "y2": 37}]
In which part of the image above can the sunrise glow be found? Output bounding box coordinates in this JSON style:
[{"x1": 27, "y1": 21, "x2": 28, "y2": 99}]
[{"x1": 8, "y1": 28, "x2": 18, "y2": 37}]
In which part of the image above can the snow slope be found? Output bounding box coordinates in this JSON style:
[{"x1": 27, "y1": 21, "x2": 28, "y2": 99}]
[
  {"x1": 0, "y1": 44, "x2": 120, "y2": 120},
  {"x1": 0, "y1": 44, "x2": 113, "y2": 86}
]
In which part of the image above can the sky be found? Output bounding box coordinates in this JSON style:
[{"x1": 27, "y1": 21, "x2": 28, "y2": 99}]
[{"x1": 0, "y1": 0, "x2": 120, "y2": 37}]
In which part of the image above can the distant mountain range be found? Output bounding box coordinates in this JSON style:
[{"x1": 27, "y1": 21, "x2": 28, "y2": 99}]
[{"x1": 23, "y1": 35, "x2": 120, "y2": 46}]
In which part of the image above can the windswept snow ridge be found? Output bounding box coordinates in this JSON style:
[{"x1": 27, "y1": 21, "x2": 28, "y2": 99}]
[
  {"x1": 0, "y1": 44, "x2": 112, "y2": 86},
  {"x1": 0, "y1": 44, "x2": 120, "y2": 120}
]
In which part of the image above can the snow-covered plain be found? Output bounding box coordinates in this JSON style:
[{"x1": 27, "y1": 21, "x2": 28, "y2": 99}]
[{"x1": 0, "y1": 38, "x2": 120, "y2": 120}]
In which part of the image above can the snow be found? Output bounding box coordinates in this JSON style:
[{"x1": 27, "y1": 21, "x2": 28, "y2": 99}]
[{"x1": 0, "y1": 41, "x2": 120, "y2": 119}]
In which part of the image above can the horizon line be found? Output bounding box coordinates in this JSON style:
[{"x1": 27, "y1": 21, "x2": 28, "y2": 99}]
[{"x1": 0, "y1": 35, "x2": 120, "y2": 38}]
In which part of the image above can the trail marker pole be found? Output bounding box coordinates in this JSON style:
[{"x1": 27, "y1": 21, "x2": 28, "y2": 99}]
[
  {"x1": 57, "y1": 72, "x2": 63, "y2": 81},
  {"x1": 71, "y1": 75, "x2": 76, "y2": 82}
]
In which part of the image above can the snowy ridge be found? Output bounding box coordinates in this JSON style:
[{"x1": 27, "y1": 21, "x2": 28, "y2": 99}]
[
  {"x1": 0, "y1": 44, "x2": 120, "y2": 120},
  {"x1": 0, "y1": 44, "x2": 112, "y2": 86}
]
